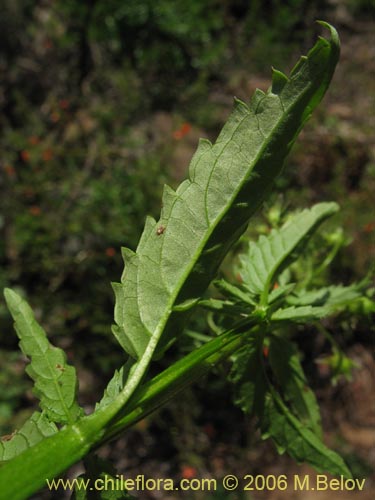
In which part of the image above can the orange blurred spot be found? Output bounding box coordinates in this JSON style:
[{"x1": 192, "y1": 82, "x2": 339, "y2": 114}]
[
  {"x1": 29, "y1": 206, "x2": 41, "y2": 216},
  {"x1": 4, "y1": 165, "x2": 16, "y2": 178},
  {"x1": 42, "y1": 149, "x2": 53, "y2": 162},
  {"x1": 43, "y1": 39, "x2": 53, "y2": 50},
  {"x1": 28, "y1": 136, "x2": 40, "y2": 146},
  {"x1": 20, "y1": 150, "x2": 30, "y2": 162},
  {"x1": 23, "y1": 187, "x2": 35, "y2": 198},
  {"x1": 135, "y1": 418, "x2": 148, "y2": 432},
  {"x1": 263, "y1": 346, "x2": 269, "y2": 358},
  {"x1": 59, "y1": 99, "x2": 70, "y2": 110},
  {"x1": 173, "y1": 122, "x2": 192, "y2": 140},
  {"x1": 363, "y1": 222, "x2": 375, "y2": 233},
  {"x1": 50, "y1": 112, "x2": 60, "y2": 123},
  {"x1": 273, "y1": 282, "x2": 279, "y2": 290},
  {"x1": 181, "y1": 465, "x2": 197, "y2": 480},
  {"x1": 105, "y1": 247, "x2": 116, "y2": 257}
]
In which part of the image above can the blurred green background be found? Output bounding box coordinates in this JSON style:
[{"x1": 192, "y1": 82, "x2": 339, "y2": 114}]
[{"x1": 1, "y1": 0, "x2": 374, "y2": 495}]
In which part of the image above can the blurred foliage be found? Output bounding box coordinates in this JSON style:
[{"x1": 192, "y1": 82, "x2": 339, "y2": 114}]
[
  {"x1": 1, "y1": 0, "x2": 374, "y2": 442},
  {"x1": 347, "y1": 0, "x2": 375, "y2": 15}
]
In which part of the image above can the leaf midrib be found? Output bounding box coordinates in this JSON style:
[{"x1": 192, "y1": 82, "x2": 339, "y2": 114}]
[{"x1": 116, "y1": 49, "x2": 329, "y2": 410}]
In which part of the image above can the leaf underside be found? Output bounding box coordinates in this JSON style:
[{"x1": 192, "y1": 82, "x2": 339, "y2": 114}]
[{"x1": 112, "y1": 23, "x2": 340, "y2": 361}]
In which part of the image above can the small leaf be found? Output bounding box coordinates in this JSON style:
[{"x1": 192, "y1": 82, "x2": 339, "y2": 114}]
[
  {"x1": 260, "y1": 389, "x2": 352, "y2": 478},
  {"x1": 4, "y1": 289, "x2": 83, "y2": 425},
  {"x1": 268, "y1": 335, "x2": 322, "y2": 437},
  {"x1": 198, "y1": 297, "x2": 248, "y2": 317},
  {"x1": 287, "y1": 283, "x2": 365, "y2": 308},
  {"x1": 214, "y1": 279, "x2": 257, "y2": 306},
  {"x1": 96, "y1": 360, "x2": 134, "y2": 411},
  {"x1": 267, "y1": 283, "x2": 296, "y2": 304},
  {"x1": 228, "y1": 333, "x2": 267, "y2": 415},
  {"x1": 270, "y1": 305, "x2": 329, "y2": 322},
  {"x1": 0, "y1": 412, "x2": 57, "y2": 462},
  {"x1": 239, "y1": 203, "x2": 339, "y2": 299}
]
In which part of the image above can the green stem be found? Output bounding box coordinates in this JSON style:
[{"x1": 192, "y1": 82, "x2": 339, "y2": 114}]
[
  {"x1": 0, "y1": 325, "x2": 252, "y2": 500},
  {"x1": 98, "y1": 326, "x2": 251, "y2": 447}
]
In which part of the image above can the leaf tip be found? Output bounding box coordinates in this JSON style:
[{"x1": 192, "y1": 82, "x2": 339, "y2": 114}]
[
  {"x1": 121, "y1": 246, "x2": 135, "y2": 263},
  {"x1": 314, "y1": 20, "x2": 340, "y2": 61},
  {"x1": 290, "y1": 55, "x2": 308, "y2": 77},
  {"x1": 316, "y1": 20, "x2": 340, "y2": 45},
  {"x1": 271, "y1": 67, "x2": 289, "y2": 94},
  {"x1": 3, "y1": 288, "x2": 20, "y2": 310},
  {"x1": 233, "y1": 96, "x2": 249, "y2": 110}
]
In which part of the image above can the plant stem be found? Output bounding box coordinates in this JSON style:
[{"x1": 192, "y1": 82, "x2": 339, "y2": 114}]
[{"x1": 97, "y1": 325, "x2": 254, "y2": 447}]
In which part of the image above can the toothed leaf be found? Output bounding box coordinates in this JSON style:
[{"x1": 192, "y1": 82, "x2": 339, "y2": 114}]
[
  {"x1": 268, "y1": 335, "x2": 322, "y2": 437},
  {"x1": 112, "y1": 25, "x2": 340, "y2": 361},
  {"x1": 4, "y1": 289, "x2": 83, "y2": 425},
  {"x1": 239, "y1": 203, "x2": 339, "y2": 298},
  {"x1": 198, "y1": 297, "x2": 248, "y2": 317},
  {"x1": 214, "y1": 279, "x2": 257, "y2": 306},
  {"x1": 271, "y1": 305, "x2": 329, "y2": 322},
  {"x1": 95, "y1": 360, "x2": 134, "y2": 411},
  {"x1": 287, "y1": 283, "x2": 365, "y2": 308},
  {"x1": 0, "y1": 412, "x2": 57, "y2": 463},
  {"x1": 268, "y1": 283, "x2": 296, "y2": 304},
  {"x1": 261, "y1": 389, "x2": 352, "y2": 478}
]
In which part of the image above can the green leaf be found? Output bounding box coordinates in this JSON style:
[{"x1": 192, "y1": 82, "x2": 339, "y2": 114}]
[
  {"x1": 112, "y1": 25, "x2": 340, "y2": 371},
  {"x1": 95, "y1": 360, "x2": 134, "y2": 412},
  {"x1": 267, "y1": 283, "x2": 296, "y2": 304},
  {"x1": 270, "y1": 305, "x2": 329, "y2": 322},
  {"x1": 0, "y1": 409, "x2": 110, "y2": 500},
  {"x1": 287, "y1": 283, "x2": 365, "y2": 308},
  {"x1": 198, "y1": 297, "x2": 248, "y2": 317},
  {"x1": 0, "y1": 412, "x2": 57, "y2": 462},
  {"x1": 270, "y1": 280, "x2": 369, "y2": 320},
  {"x1": 4, "y1": 289, "x2": 83, "y2": 425},
  {"x1": 261, "y1": 389, "x2": 352, "y2": 478},
  {"x1": 268, "y1": 335, "x2": 322, "y2": 437},
  {"x1": 239, "y1": 203, "x2": 339, "y2": 303},
  {"x1": 228, "y1": 331, "x2": 349, "y2": 477},
  {"x1": 214, "y1": 279, "x2": 257, "y2": 306},
  {"x1": 228, "y1": 332, "x2": 267, "y2": 415}
]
